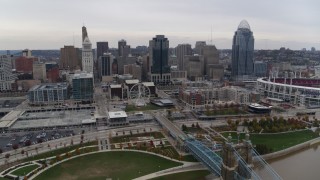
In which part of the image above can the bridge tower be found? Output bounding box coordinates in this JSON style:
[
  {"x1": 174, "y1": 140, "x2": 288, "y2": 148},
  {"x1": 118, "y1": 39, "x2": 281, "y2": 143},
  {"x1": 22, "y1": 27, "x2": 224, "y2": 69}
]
[
  {"x1": 221, "y1": 135, "x2": 237, "y2": 180},
  {"x1": 236, "y1": 133, "x2": 254, "y2": 179},
  {"x1": 221, "y1": 133, "x2": 254, "y2": 180}
]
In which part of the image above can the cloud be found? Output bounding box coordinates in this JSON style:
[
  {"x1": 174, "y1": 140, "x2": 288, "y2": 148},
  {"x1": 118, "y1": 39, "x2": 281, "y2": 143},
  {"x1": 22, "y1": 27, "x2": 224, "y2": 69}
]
[{"x1": 0, "y1": 0, "x2": 319, "y2": 50}]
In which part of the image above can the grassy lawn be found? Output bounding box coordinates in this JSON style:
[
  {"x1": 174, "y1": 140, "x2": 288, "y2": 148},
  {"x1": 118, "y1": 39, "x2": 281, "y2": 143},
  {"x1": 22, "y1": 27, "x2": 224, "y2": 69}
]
[
  {"x1": 182, "y1": 155, "x2": 198, "y2": 162},
  {"x1": 34, "y1": 151, "x2": 182, "y2": 180},
  {"x1": 125, "y1": 104, "x2": 168, "y2": 112},
  {"x1": 222, "y1": 130, "x2": 318, "y2": 152},
  {"x1": 150, "y1": 170, "x2": 211, "y2": 180},
  {"x1": 24, "y1": 141, "x2": 98, "y2": 161},
  {"x1": 11, "y1": 164, "x2": 39, "y2": 177}
]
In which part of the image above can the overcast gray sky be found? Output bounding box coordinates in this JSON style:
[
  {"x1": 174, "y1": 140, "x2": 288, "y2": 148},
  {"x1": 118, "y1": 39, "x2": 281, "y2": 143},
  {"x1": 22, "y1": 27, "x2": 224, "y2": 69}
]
[{"x1": 0, "y1": 0, "x2": 319, "y2": 50}]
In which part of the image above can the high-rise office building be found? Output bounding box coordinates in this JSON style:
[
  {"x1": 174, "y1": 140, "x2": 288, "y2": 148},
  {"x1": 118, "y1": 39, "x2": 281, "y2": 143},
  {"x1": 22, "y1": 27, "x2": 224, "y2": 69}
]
[
  {"x1": 72, "y1": 73, "x2": 94, "y2": 101},
  {"x1": 0, "y1": 55, "x2": 15, "y2": 91},
  {"x1": 184, "y1": 55, "x2": 204, "y2": 81},
  {"x1": 60, "y1": 46, "x2": 81, "y2": 70},
  {"x1": 82, "y1": 37, "x2": 94, "y2": 74},
  {"x1": 117, "y1": 55, "x2": 137, "y2": 75},
  {"x1": 194, "y1": 41, "x2": 206, "y2": 55},
  {"x1": 82, "y1": 26, "x2": 88, "y2": 42},
  {"x1": 176, "y1": 44, "x2": 192, "y2": 70},
  {"x1": 231, "y1": 20, "x2": 254, "y2": 79},
  {"x1": 96, "y1": 42, "x2": 109, "y2": 59},
  {"x1": 98, "y1": 53, "x2": 113, "y2": 78},
  {"x1": 149, "y1": 35, "x2": 171, "y2": 84},
  {"x1": 203, "y1": 45, "x2": 219, "y2": 76},
  {"x1": 118, "y1": 39, "x2": 130, "y2": 57}
]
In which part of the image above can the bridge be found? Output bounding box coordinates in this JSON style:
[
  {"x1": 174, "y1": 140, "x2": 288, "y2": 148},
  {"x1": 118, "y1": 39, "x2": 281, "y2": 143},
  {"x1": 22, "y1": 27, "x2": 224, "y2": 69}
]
[{"x1": 153, "y1": 112, "x2": 282, "y2": 180}]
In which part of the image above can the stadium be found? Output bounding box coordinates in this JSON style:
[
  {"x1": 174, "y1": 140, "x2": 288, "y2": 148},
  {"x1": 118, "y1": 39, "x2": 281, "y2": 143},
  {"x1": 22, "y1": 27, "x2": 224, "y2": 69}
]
[{"x1": 256, "y1": 77, "x2": 320, "y2": 107}]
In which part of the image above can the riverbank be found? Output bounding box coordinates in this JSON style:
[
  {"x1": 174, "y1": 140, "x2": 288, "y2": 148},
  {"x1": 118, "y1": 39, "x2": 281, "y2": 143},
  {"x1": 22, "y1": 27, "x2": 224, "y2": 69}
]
[{"x1": 262, "y1": 137, "x2": 320, "y2": 161}]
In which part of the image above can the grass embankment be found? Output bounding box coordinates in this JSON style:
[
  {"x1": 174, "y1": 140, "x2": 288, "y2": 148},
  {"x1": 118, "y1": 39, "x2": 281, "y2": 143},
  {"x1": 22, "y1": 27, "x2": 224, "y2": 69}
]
[
  {"x1": 34, "y1": 151, "x2": 182, "y2": 180},
  {"x1": 23, "y1": 141, "x2": 98, "y2": 161},
  {"x1": 151, "y1": 170, "x2": 211, "y2": 180},
  {"x1": 11, "y1": 164, "x2": 39, "y2": 176},
  {"x1": 223, "y1": 130, "x2": 318, "y2": 152}
]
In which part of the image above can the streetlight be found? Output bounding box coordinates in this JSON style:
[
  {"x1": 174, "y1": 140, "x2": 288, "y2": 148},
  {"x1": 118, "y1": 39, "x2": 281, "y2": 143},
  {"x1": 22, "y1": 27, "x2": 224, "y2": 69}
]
[{"x1": 237, "y1": 131, "x2": 240, "y2": 144}]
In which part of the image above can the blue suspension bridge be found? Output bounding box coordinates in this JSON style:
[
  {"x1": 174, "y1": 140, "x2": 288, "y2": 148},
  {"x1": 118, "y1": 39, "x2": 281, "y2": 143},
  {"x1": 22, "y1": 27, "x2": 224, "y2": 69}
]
[{"x1": 154, "y1": 112, "x2": 283, "y2": 180}]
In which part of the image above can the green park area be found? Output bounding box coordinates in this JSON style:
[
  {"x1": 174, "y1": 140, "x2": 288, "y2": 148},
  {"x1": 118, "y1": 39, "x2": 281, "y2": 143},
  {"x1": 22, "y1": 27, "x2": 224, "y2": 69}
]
[
  {"x1": 23, "y1": 141, "x2": 98, "y2": 162},
  {"x1": 125, "y1": 104, "x2": 167, "y2": 112},
  {"x1": 11, "y1": 164, "x2": 39, "y2": 177},
  {"x1": 223, "y1": 130, "x2": 318, "y2": 153},
  {"x1": 34, "y1": 151, "x2": 182, "y2": 180},
  {"x1": 151, "y1": 170, "x2": 211, "y2": 180}
]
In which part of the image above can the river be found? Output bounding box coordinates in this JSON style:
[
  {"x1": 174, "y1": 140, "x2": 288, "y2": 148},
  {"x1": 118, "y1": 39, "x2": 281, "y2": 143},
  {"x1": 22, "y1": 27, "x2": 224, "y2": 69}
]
[{"x1": 267, "y1": 143, "x2": 320, "y2": 180}]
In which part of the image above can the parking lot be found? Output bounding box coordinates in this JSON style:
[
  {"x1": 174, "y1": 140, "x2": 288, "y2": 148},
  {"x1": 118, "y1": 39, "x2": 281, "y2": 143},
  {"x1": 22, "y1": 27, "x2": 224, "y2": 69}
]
[{"x1": 0, "y1": 129, "x2": 76, "y2": 152}]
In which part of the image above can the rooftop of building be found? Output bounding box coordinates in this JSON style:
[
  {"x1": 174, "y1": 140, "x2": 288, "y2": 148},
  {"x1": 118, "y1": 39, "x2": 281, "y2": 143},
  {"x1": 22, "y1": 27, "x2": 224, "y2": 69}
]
[
  {"x1": 238, "y1": 20, "x2": 251, "y2": 30},
  {"x1": 72, "y1": 73, "x2": 93, "y2": 79},
  {"x1": 29, "y1": 83, "x2": 68, "y2": 91},
  {"x1": 108, "y1": 111, "x2": 127, "y2": 119},
  {"x1": 125, "y1": 79, "x2": 139, "y2": 84}
]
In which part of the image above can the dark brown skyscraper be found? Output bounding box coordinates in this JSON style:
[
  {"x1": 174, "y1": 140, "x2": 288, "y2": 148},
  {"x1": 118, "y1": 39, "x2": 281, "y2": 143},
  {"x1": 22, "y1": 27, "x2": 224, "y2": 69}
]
[
  {"x1": 60, "y1": 46, "x2": 81, "y2": 70},
  {"x1": 82, "y1": 26, "x2": 88, "y2": 42}
]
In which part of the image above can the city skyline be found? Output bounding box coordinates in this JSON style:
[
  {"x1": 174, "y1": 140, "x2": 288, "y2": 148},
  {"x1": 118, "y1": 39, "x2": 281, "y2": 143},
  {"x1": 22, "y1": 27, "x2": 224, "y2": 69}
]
[{"x1": 0, "y1": 0, "x2": 319, "y2": 50}]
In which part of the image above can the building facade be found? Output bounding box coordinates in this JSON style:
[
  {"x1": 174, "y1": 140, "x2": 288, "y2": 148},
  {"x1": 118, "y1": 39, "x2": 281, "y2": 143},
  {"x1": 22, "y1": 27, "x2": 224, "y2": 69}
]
[
  {"x1": 203, "y1": 45, "x2": 219, "y2": 77},
  {"x1": 28, "y1": 83, "x2": 68, "y2": 105},
  {"x1": 0, "y1": 55, "x2": 15, "y2": 91},
  {"x1": 185, "y1": 55, "x2": 204, "y2": 81},
  {"x1": 96, "y1": 42, "x2": 109, "y2": 59},
  {"x1": 33, "y1": 62, "x2": 46, "y2": 81},
  {"x1": 118, "y1": 39, "x2": 130, "y2": 57},
  {"x1": 15, "y1": 56, "x2": 36, "y2": 74},
  {"x1": 82, "y1": 37, "x2": 94, "y2": 74},
  {"x1": 72, "y1": 73, "x2": 94, "y2": 101},
  {"x1": 98, "y1": 53, "x2": 113, "y2": 79},
  {"x1": 124, "y1": 64, "x2": 142, "y2": 81},
  {"x1": 60, "y1": 46, "x2": 81, "y2": 70},
  {"x1": 149, "y1": 35, "x2": 171, "y2": 85},
  {"x1": 176, "y1": 44, "x2": 192, "y2": 70},
  {"x1": 231, "y1": 20, "x2": 254, "y2": 80}
]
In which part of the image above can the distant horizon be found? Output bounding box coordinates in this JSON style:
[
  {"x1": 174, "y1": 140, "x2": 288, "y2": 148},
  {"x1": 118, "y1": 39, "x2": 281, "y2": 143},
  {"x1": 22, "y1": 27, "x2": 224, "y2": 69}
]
[{"x1": 1, "y1": 0, "x2": 319, "y2": 50}]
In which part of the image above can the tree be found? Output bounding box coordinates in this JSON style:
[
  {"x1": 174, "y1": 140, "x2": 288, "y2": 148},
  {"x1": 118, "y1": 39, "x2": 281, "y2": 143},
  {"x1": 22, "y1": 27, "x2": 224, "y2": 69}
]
[
  {"x1": 24, "y1": 140, "x2": 31, "y2": 146},
  {"x1": 196, "y1": 122, "x2": 200, "y2": 129},
  {"x1": 12, "y1": 144, "x2": 19, "y2": 158},
  {"x1": 191, "y1": 123, "x2": 195, "y2": 128},
  {"x1": 37, "y1": 138, "x2": 43, "y2": 144},
  {"x1": 0, "y1": 148, "x2": 3, "y2": 155},
  {"x1": 12, "y1": 144, "x2": 19, "y2": 150},
  {"x1": 21, "y1": 149, "x2": 25, "y2": 156},
  {"x1": 181, "y1": 124, "x2": 187, "y2": 131},
  {"x1": 5, "y1": 153, "x2": 10, "y2": 164},
  {"x1": 70, "y1": 139, "x2": 74, "y2": 145},
  {"x1": 255, "y1": 144, "x2": 272, "y2": 155}
]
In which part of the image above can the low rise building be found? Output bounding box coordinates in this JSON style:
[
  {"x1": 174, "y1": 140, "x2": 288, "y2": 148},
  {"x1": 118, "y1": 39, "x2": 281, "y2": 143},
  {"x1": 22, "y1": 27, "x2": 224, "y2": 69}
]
[
  {"x1": 108, "y1": 111, "x2": 128, "y2": 127},
  {"x1": 28, "y1": 83, "x2": 69, "y2": 105}
]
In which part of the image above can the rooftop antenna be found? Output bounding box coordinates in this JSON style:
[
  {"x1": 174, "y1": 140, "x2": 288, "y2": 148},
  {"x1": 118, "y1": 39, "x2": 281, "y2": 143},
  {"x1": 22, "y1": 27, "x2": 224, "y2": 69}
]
[
  {"x1": 210, "y1": 25, "x2": 213, "y2": 45},
  {"x1": 73, "y1": 32, "x2": 75, "y2": 46}
]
